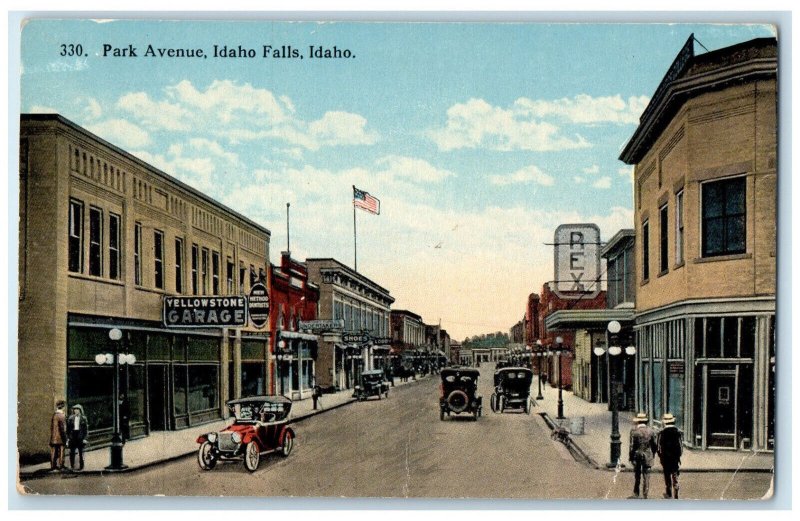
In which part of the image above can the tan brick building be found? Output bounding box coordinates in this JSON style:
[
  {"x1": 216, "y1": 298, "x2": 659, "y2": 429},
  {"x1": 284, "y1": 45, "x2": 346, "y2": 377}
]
[
  {"x1": 620, "y1": 36, "x2": 777, "y2": 450},
  {"x1": 19, "y1": 114, "x2": 271, "y2": 462}
]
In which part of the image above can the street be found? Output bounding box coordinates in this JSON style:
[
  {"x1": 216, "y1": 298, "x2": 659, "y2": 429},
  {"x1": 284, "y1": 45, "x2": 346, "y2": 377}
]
[{"x1": 20, "y1": 365, "x2": 771, "y2": 499}]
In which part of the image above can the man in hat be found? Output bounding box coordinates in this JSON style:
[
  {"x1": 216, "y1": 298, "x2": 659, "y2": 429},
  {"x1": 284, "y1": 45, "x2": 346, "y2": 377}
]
[
  {"x1": 657, "y1": 413, "x2": 683, "y2": 499},
  {"x1": 629, "y1": 412, "x2": 657, "y2": 499},
  {"x1": 49, "y1": 400, "x2": 67, "y2": 470},
  {"x1": 66, "y1": 404, "x2": 88, "y2": 471}
]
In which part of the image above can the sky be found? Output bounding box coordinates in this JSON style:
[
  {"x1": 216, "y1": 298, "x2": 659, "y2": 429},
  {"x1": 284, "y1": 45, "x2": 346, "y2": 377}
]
[{"x1": 19, "y1": 20, "x2": 776, "y2": 342}]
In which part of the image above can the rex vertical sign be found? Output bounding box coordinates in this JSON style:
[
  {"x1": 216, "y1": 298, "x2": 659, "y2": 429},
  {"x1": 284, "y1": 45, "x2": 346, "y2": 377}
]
[{"x1": 553, "y1": 223, "x2": 601, "y2": 299}]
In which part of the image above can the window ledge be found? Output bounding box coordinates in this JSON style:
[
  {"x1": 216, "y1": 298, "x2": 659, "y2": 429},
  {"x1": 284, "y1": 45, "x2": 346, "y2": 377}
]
[
  {"x1": 657, "y1": 269, "x2": 669, "y2": 278},
  {"x1": 640, "y1": 278, "x2": 650, "y2": 287},
  {"x1": 135, "y1": 285, "x2": 166, "y2": 295},
  {"x1": 68, "y1": 272, "x2": 125, "y2": 287},
  {"x1": 693, "y1": 252, "x2": 752, "y2": 264},
  {"x1": 673, "y1": 260, "x2": 685, "y2": 270}
]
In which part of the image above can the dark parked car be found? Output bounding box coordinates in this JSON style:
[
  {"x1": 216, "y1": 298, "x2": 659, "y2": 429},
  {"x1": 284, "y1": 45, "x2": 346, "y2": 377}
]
[
  {"x1": 490, "y1": 367, "x2": 533, "y2": 414},
  {"x1": 439, "y1": 367, "x2": 482, "y2": 421},
  {"x1": 196, "y1": 396, "x2": 295, "y2": 472},
  {"x1": 354, "y1": 369, "x2": 390, "y2": 401}
]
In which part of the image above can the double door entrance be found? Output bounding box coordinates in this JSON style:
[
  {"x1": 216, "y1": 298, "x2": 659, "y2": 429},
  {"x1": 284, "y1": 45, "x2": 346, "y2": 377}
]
[{"x1": 703, "y1": 365, "x2": 753, "y2": 449}]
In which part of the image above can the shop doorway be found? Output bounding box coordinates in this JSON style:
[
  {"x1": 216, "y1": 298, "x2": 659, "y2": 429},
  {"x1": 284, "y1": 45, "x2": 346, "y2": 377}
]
[
  {"x1": 706, "y1": 370, "x2": 737, "y2": 448},
  {"x1": 147, "y1": 365, "x2": 168, "y2": 431}
]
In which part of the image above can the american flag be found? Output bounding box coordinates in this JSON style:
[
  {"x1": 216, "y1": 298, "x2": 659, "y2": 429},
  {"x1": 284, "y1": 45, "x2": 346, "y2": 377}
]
[{"x1": 353, "y1": 186, "x2": 380, "y2": 215}]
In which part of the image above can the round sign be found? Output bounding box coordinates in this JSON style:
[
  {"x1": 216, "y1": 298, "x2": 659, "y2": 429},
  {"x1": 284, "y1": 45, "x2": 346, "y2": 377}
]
[{"x1": 248, "y1": 282, "x2": 270, "y2": 329}]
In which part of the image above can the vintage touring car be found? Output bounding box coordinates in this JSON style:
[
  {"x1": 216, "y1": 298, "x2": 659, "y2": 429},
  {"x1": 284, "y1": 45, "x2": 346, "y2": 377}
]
[
  {"x1": 439, "y1": 367, "x2": 482, "y2": 421},
  {"x1": 196, "y1": 395, "x2": 295, "y2": 472},
  {"x1": 490, "y1": 367, "x2": 533, "y2": 414}
]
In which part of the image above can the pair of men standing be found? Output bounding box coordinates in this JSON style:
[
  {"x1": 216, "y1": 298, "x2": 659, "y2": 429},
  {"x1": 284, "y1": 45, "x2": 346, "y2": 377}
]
[
  {"x1": 49, "y1": 401, "x2": 88, "y2": 471},
  {"x1": 629, "y1": 412, "x2": 683, "y2": 499}
]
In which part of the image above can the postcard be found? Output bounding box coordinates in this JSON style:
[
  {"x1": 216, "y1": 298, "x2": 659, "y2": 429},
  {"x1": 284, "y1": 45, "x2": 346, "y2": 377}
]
[{"x1": 14, "y1": 18, "x2": 778, "y2": 500}]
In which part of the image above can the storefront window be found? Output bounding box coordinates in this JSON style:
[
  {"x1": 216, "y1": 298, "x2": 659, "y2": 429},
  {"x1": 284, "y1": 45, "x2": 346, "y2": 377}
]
[
  {"x1": 188, "y1": 336, "x2": 220, "y2": 361},
  {"x1": 740, "y1": 317, "x2": 756, "y2": 359},
  {"x1": 189, "y1": 365, "x2": 219, "y2": 412},
  {"x1": 67, "y1": 366, "x2": 113, "y2": 431},
  {"x1": 241, "y1": 362, "x2": 265, "y2": 397},
  {"x1": 652, "y1": 361, "x2": 663, "y2": 420},
  {"x1": 704, "y1": 318, "x2": 722, "y2": 358},
  {"x1": 148, "y1": 333, "x2": 171, "y2": 361},
  {"x1": 126, "y1": 364, "x2": 146, "y2": 426},
  {"x1": 302, "y1": 360, "x2": 313, "y2": 389},
  {"x1": 242, "y1": 339, "x2": 266, "y2": 360},
  {"x1": 68, "y1": 328, "x2": 111, "y2": 361},
  {"x1": 173, "y1": 365, "x2": 188, "y2": 415},
  {"x1": 666, "y1": 361, "x2": 684, "y2": 428},
  {"x1": 723, "y1": 317, "x2": 738, "y2": 358}
]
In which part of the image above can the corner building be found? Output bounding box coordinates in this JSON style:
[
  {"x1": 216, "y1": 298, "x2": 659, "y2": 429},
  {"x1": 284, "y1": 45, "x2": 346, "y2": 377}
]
[
  {"x1": 620, "y1": 37, "x2": 777, "y2": 450},
  {"x1": 19, "y1": 114, "x2": 271, "y2": 462}
]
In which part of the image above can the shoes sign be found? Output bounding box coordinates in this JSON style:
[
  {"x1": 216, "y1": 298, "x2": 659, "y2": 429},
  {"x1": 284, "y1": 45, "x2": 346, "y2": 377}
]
[{"x1": 248, "y1": 282, "x2": 270, "y2": 329}]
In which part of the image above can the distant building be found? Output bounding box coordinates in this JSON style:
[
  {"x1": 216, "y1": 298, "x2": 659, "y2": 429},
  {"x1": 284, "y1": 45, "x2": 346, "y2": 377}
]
[
  {"x1": 305, "y1": 259, "x2": 393, "y2": 390},
  {"x1": 270, "y1": 252, "x2": 320, "y2": 400},
  {"x1": 620, "y1": 36, "x2": 777, "y2": 450}
]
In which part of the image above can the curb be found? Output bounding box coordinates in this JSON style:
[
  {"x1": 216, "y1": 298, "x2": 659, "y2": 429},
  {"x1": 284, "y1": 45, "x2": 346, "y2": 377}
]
[
  {"x1": 19, "y1": 397, "x2": 360, "y2": 480},
  {"x1": 538, "y1": 412, "x2": 773, "y2": 474},
  {"x1": 20, "y1": 377, "x2": 427, "y2": 481}
]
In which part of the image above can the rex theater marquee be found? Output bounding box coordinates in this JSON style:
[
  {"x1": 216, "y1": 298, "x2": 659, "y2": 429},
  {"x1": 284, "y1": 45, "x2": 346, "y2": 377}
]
[{"x1": 553, "y1": 223, "x2": 601, "y2": 299}]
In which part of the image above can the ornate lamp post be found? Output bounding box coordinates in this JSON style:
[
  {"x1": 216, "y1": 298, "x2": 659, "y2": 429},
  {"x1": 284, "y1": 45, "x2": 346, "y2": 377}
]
[
  {"x1": 595, "y1": 320, "x2": 637, "y2": 467},
  {"x1": 554, "y1": 336, "x2": 566, "y2": 420},
  {"x1": 93, "y1": 327, "x2": 135, "y2": 471},
  {"x1": 535, "y1": 339, "x2": 544, "y2": 400}
]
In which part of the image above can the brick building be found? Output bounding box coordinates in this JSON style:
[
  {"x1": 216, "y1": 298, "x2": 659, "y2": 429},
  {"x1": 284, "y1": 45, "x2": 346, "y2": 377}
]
[
  {"x1": 18, "y1": 114, "x2": 271, "y2": 462},
  {"x1": 620, "y1": 36, "x2": 777, "y2": 450}
]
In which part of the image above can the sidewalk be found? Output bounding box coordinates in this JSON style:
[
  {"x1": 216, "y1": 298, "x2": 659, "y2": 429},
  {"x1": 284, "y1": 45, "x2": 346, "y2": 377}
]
[
  {"x1": 20, "y1": 376, "x2": 425, "y2": 480},
  {"x1": 532, "y1": 376, "x2": 774, "y2": 473}
]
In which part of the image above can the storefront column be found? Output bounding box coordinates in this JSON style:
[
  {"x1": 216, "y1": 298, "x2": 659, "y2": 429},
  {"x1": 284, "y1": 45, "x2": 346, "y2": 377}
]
[
  {"x1": 232, "y1": 329, "x2": 242, "y2": 400},
  {"x1": 221, "y1": 328, "x2": 230, "y2": 417},
  {"x1": 684, "y1": 317, "x2": 696, "y2": 447},
  {"x1": 752, "y1": 315, "x2": 771, "y2": 451}
]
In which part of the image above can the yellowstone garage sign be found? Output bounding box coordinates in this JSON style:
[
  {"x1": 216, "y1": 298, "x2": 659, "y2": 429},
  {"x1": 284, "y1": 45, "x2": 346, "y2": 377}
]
[{"x1": 163, "y1": 296, "x2": 248, "y2": 327}]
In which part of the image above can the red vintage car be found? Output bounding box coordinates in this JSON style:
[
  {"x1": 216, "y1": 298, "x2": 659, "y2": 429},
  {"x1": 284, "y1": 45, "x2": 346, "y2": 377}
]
[{"x1": 196, "y1": 395, "x2": 295, "y2": 472}]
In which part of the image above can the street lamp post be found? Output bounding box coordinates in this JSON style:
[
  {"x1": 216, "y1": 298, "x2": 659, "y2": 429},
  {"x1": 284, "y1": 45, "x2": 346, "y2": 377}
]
[
  {"x1": 596, "y1": 320, "x2": 636, "y2": 468},
  {"x1": 555, "y1": 336, "x2": 566, "y2": 420},
  {"x1": 93, "y1": 328, "x2": 135, "y2": 471},
  {"x1": 535, "y1": 339, "x2": 544, "y2": 400},
  {"x1": 277, "y1": 339, "x2": 287, "y2": 397}
]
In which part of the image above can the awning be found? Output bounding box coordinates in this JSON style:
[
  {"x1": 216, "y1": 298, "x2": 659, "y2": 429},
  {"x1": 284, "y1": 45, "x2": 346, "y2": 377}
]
[
  {"x1": 279, "y1": 331, "x2": 319, "y2": 341},
  {"x1": 373, "y1": 345, "x2": 391, "y2": 352},
  {"x1": 544, "y1": 308, "x2": 635, "y2": 331}
]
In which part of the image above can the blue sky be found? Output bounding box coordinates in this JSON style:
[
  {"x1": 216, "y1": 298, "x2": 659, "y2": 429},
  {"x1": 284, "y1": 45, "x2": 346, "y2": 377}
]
[{"x1": 20, "y1": 20, "x2": 776, "y2": 340}]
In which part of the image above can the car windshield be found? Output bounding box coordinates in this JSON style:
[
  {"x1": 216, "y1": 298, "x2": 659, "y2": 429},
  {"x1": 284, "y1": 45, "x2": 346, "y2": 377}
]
[{"x1": 232, "y1": 401, "x2": 285, "y2": 421}]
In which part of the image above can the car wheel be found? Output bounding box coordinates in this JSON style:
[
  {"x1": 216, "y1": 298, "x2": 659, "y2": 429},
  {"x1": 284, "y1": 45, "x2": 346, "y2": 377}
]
[
  {"x1": 524, "y1": 399, "x2": 531, "y2": 414},
  {"x1": 499, "y1": 396, "x2": 506, "y2": 413},
  {"x1": 473, "y1": 408, "x2": 479, "y2": 421},
  {"x1": 280, "y1": 431, "x2": 294, "y2": 457},
  {"x1": 197, "y1": 442, "x2": 216, "y2": 470},
  {"x1": 446, "y1": 390, "x2": 469, "y2": 413},
  {"x1": 490, "y1": 393, "x2": 498, "y2": 413},
  {"x1": 439, "y1": 408, "x2": 445, "y2": 421},
  {"x1": 244, "y1": 441, "x2": 260, "y2": 472}
]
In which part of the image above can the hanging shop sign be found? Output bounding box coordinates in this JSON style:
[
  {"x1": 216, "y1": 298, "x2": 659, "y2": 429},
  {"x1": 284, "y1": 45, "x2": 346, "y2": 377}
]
[
  {"x1": 299, "y1": 319, "x2": 345, "y2": 332},
  {"x1": 553, "y1": 223, "x2": 601, "y2": 299},
  {"x1": 248, "y1": 282, "x2": 270, "y2": 329},
  {"x1": 342, "y1": 333, "x2": 370, "y2": 345},
  {"x1": 163, "y1": 296, "x2": 248, "y2": 327}
]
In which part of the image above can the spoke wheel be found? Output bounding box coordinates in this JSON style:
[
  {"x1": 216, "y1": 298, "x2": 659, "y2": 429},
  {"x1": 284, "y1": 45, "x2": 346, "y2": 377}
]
[
  {"x1": 197, "y1": 442, "x2": 216, "y2": 470},
  {"x1": 244, "y1": 441, "x2": 260, "y2": 472},
  {"x1": 280, "y1": 432, "x2": 294, "y2": 457}
]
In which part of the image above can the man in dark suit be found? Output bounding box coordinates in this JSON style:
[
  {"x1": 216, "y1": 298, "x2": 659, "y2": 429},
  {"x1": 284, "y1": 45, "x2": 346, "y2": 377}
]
[
  {"x1": 66, "y1": 404, "x2": 88, "y2": 471},
  {"x1": 629, "y1": 412, "x2": 657, "y2": 499},
  {"x1": 657, "y1": 413, "x2": 684, "y2": 499}
]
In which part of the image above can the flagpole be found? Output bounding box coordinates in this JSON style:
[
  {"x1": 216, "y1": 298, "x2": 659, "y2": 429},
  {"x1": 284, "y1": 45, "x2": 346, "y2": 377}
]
[{"x1": 353, "y1": 190, "x2": 358, "y2": 273}]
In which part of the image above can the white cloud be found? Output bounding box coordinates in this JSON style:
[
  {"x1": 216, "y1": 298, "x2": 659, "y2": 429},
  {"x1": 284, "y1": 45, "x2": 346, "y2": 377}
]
[
  {"x1": 28, "y1": 105, "x2": 58, "y2": 113},
  {"x1": 489, "y1": 165, "x2": 554, "y2": 186},
  {"x1": 515, "y1": 94, "x2": 649, "y2": 125},
  {"x1": 81, "y1": 98, "x2": 102, "y2": 120},
  {"x1": 573, "y1": 176, "x2": 585, "y2": 184},
  {"x1": 582, "y1": 164, "x2": 600, "y2": 175},
  {"x1": 116, "y1": 80, "x2": 378, "y2": 150},
  {"x1": 618, "y1": 165, "x2": 634, "y2": 184},
  {"x1": 428, "y1": 98, "x2": 590, "y2": 152},
  {"x1": 86, "y1": 119, "x2": 150, "y2": 148},
  {"x1": 592, "y1": 176, "x2": 612, "y2": 189},
  {"x1": 375, "y1": 155, "x2": 455, "y2": 183}
]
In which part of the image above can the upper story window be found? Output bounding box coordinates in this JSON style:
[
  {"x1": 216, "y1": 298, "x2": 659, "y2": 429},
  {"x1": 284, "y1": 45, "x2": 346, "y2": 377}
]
[
  {"x1": 109, "y1": 213, "x2": 121, "y2": 280},
  {"x1": 226, "y1": 257, "x2": 235, "y2": 294},
  {"x1": 212, "y1": 251, "x2": 220, "y2": 294},
  {"x1": 702, "y1": 177, "x2": 746, "y2": 257},
  {"x1": 675, "y1": 190, "x2": 684, "y2": 265},
  {"x1": 134, "y1": 222, "x2": 142, "y2": 285},
  {"x1": 175, "y1": 238, "x2": 184, "y2": 294},
  {"x1": 191, "y1": 244, "x2": 199, "y2": 295},
  {"x1": 153, "y1": 230, "x2": 164, "y2": 290},
  {"x1": 659, "y1": 204, "x2": 668, "y2": 275},
  {"x1": 68, "y1": 199, "x2": 84, "y2": 273},
  {"x1": 88, "y1": 207, "x2": 103, "y2": 277},
  {"x1": 642, "y1": 220, "x2": 650, "y2": 282},
  {"x1": 201, "y1": 248, "x2": 209, "y2": 295}
]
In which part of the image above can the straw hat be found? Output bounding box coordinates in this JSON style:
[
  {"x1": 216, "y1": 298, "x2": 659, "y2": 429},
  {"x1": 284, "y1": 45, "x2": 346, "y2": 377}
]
[
  {"x1": 633, "y1": 412, "x2": 649, "y2": 423},
  {"x1": 662, "y1": 413, "x2": 676, "y2": 425}
]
